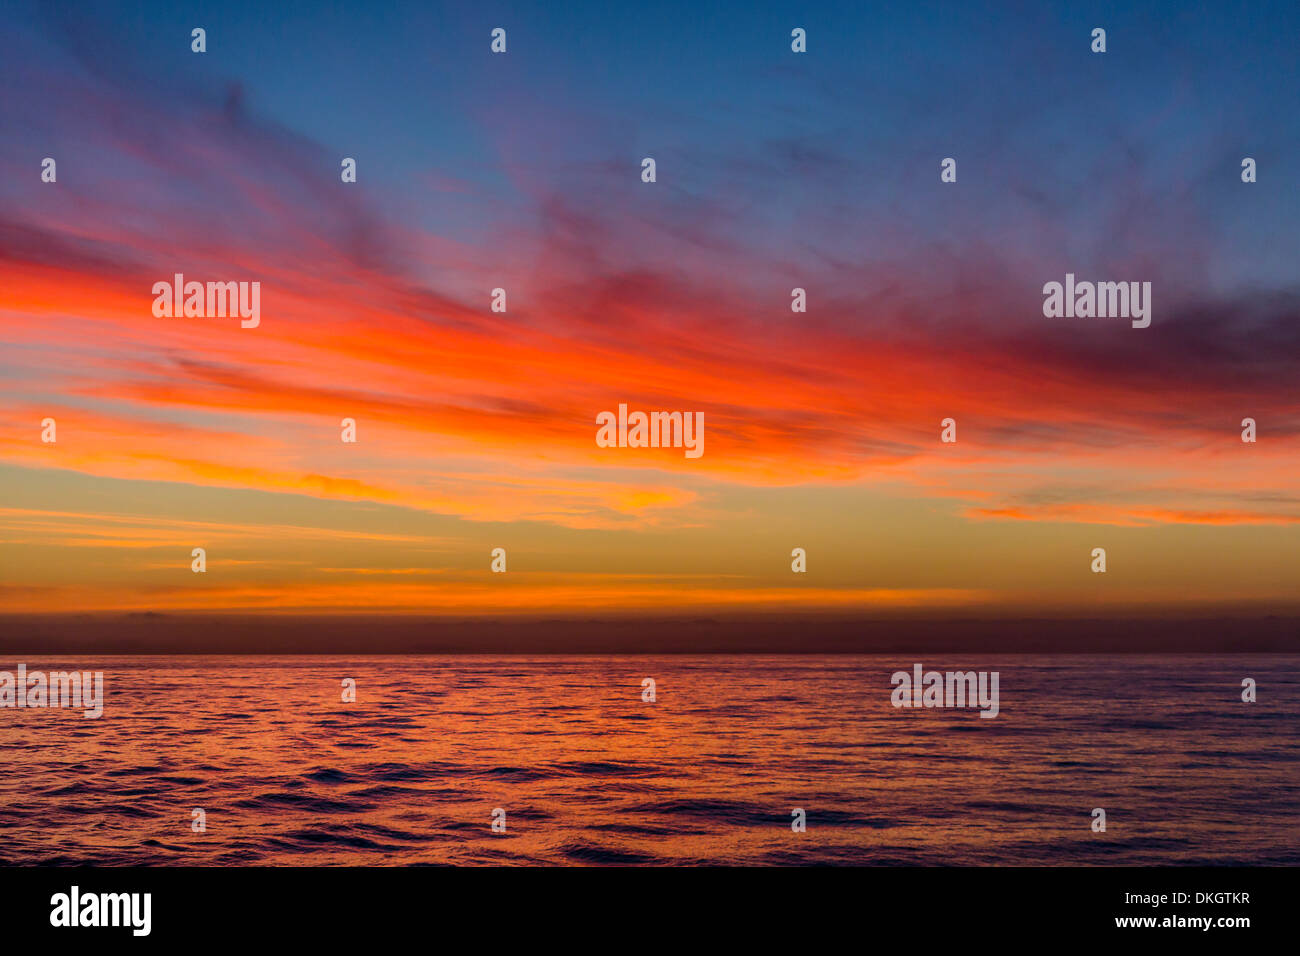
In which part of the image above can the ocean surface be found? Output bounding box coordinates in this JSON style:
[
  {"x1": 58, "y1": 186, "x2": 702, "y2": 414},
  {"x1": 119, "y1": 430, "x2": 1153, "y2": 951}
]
[{"x1": 1, "y1": 654, "x2": 1297, "y2": 865}]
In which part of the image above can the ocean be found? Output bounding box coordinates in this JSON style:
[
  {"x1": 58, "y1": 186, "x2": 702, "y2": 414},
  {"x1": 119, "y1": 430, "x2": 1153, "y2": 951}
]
[{"x1": 2, "y1": 654, "x2": 1297, "y2": 865}]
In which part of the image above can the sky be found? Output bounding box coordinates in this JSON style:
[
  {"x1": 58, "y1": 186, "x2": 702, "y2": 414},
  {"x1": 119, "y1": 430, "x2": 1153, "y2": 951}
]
[{"x1": 0, "y1": 0, "x2": 1297, "y2": 617}]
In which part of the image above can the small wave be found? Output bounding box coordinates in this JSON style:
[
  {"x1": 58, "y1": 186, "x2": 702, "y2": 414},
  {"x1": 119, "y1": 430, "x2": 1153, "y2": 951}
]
[
  {"x1": 559, "y1": 841, "x2": 664, "y2": 865},
  {"x1": 234, "y1": 791, "x2": 374, "y2": 814},
  {"x1": 305, "y1": 768, "x2": 356, "y2": 784}
]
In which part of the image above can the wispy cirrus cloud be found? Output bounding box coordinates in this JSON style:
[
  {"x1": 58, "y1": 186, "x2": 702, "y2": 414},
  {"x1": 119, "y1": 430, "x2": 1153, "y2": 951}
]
[{"x1": 2, "y1": 1, "x2": 1298, "y2": 614}]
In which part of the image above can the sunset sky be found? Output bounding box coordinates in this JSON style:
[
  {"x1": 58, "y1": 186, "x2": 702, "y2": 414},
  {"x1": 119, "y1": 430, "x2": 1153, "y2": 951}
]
[{"x1": 1, "y1": 0, "x2": 1297, "y2": 616}]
